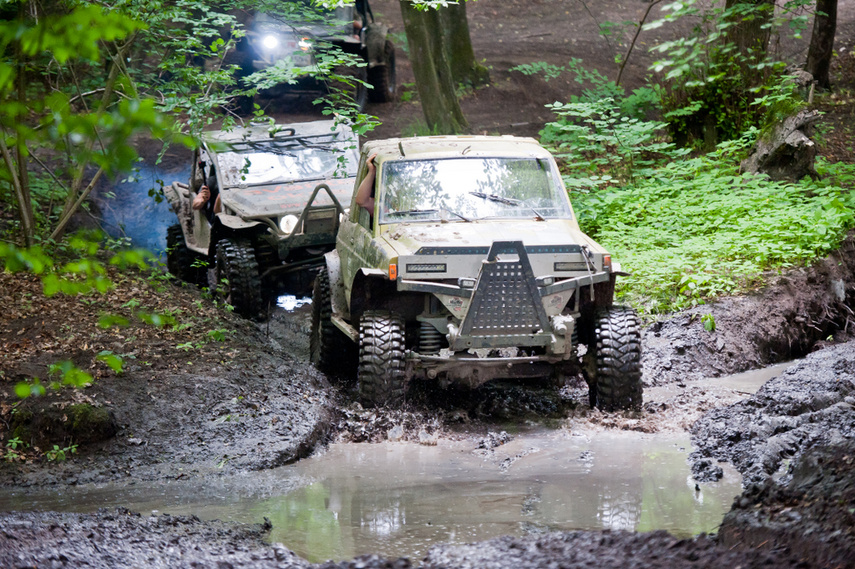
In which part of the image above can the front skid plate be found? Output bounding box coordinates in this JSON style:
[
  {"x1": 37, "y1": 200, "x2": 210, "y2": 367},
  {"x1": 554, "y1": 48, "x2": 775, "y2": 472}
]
[{"x1": 406, "y1": 352, "x2": 576, "y2": 388}]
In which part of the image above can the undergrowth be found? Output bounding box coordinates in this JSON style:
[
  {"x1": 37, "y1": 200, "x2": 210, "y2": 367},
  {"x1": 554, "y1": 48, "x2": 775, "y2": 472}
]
[{"x1": 570, "y1": 142, "x2": 855, "y2": 316}]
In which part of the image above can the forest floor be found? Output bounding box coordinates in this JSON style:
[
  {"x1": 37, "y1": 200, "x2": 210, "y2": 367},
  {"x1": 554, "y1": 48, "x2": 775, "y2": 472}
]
[{"x1": 2, "y1": 0, "x2": 855, "y2": 567}]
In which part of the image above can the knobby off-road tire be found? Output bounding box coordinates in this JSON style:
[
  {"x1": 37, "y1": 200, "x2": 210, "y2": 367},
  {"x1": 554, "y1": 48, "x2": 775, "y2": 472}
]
[
  {"x1": 358, "y1": 311, "x2": 407, "y2": 408},
  {"x1": 368, "y1": 40, "x2": 396, "y2": 103},
  {"x1": 310, "y1": 267, "x2": 355, "y2": 377},
  {"x1": 166, "y1": 224, "x2": 204, "y2": 285},
  {"x1": 589, "y1": 306, "x2": 643, "y2": 411},
  {"x1": 212, "y1": 238, "x2": 264, "y2": 321},
  {"x1": 329, "y1": 64, "x2": 369, "y2": 112}
]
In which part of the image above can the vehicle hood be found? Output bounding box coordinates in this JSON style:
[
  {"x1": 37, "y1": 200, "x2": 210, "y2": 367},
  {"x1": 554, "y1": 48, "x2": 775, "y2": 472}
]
[
  {"x1": 378, "y1": 219, "x2": 601, "y2": 257},
  {"x1": 222, "y1": 177, "x2": 353, "y2": 218}
]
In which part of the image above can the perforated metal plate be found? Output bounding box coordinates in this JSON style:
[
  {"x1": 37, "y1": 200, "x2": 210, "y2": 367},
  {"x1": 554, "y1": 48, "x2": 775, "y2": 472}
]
[{"x1": 459, "y1": 241, "x2": 551, "y2": 338}]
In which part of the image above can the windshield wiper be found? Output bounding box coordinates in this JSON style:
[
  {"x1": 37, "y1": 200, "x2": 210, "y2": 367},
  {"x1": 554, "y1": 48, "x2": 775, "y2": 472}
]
[
  {"x1": 386, "y1": 209, "x2": 440, "y2": 217},
  {"x1": 386, "y1": 207, "x2": 472, "y2": 222},
  {"x1": 470, "y1": 190, "x2": 518, "y2": 206},
  {"x1": 469, "y1": 191, "x2": 545, "y2": 221}
]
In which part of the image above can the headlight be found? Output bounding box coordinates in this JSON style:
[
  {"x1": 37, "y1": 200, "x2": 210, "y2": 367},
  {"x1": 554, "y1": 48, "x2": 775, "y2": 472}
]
[
  {"x1": 280, "y1": 214, "x2": 299, "y2": 234},
  {"x1": 261, "y1": 34, "x2": 280, "y2": 51}
]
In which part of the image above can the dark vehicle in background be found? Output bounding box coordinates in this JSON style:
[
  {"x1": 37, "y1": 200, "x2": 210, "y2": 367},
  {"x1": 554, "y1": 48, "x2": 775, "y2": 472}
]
[
  {"x1": 164, "y1": 119, "x2": 359, "y2": 320},
  {"x1": 236, "y1": 0, "x2": 396, "y2": 108}
]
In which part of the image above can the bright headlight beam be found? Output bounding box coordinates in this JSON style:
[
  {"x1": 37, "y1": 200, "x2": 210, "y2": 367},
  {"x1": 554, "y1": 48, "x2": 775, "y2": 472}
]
[{"x1": 262, "y1": 34, "x2": 279, "y2": 50}]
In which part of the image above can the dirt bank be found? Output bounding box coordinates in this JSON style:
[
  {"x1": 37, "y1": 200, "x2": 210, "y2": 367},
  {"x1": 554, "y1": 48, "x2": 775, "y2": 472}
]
[{"x1": 690, "y1": 341, "x2": 855, "y2": 486}]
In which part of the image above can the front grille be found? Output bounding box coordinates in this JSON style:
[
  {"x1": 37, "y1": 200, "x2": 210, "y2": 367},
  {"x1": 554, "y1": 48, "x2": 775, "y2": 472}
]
[{"x1": 460, "y1": 241, "x2": 550, "y2": 337}]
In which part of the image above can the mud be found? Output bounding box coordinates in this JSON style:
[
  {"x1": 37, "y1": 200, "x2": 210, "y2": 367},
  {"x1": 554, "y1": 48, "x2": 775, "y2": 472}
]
[
  {"x1": 690, "y1": 342, "x2": 855, "y2": 486},
  {"x1": 719, "y1": 441, "x2": 855, "y2": 569}
]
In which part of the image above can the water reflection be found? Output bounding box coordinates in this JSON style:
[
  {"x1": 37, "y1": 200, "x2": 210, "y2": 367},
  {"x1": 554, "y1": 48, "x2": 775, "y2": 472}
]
[
  {"x1": 249, "y1": 431, "x2": 740, "y2": 562},
  {"x1": 0, "y1": 431, "x2": 742, "y2": 564}
]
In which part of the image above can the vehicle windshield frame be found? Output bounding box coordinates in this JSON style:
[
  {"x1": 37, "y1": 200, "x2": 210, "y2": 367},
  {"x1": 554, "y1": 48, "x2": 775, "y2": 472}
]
[
  {"x1": 376, "y1": 155, "x2": 573, "y2": 225},
  {"x1": 213, "y1": 132, "x2": 359, "y2": 188}
]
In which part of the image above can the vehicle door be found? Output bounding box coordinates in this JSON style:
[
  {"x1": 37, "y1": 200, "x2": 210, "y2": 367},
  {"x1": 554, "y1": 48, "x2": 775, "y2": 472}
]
[{"x1": 337, "y1": 152, "x2": 377, "y2": 306}]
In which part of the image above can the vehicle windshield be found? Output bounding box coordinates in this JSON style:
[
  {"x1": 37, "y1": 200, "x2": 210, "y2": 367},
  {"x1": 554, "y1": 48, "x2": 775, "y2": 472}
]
[
  {"x1": 378, "y1": 157, "x2": 572, "y2": 224},
  {"x1": 216, "y1": 136, "x2": 359, "y2": 187}
]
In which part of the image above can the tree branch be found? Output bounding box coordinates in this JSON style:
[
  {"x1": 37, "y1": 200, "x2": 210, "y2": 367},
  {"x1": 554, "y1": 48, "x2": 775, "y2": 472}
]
[{"x1": 617, "y1": 0, "x2": 664, "y2": 87}]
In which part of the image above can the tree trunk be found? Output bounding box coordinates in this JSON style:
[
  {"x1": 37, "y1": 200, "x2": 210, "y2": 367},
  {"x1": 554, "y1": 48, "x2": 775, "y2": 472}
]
[
  {"x1": 806, "y1": 0, "x2": 837, "y2": 89},
  {"x1": 13, "y1": 0, "x2": 34, "y2": 246},
  {"x1": 724, "y1": 0, "x2": 774, "y2": 84},
  {"x1": 399, "y1": 1, "x2": 468, "y2": 135},
  {"x1": 439, "y1": 2, "x2": 489, "y2": 88}
]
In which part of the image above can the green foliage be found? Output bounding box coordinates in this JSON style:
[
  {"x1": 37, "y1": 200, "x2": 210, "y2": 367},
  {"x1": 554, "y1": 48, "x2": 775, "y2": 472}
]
[
  {"x1": 45, "y1": 443, "x2": 77, "y2": 462},
  {"x1": 571, "y1": 138, "x2": 855, "y2": 315},
  {"x1": 701, "y1": 313, "x2": 716, "y2": 332},
  {"x1": 48, "y1": 361, "x2": 94, "y2": 389},
  {"x1": 96, "y1": 351, "x2": 125, "y2": 374},
  {"x1": 645, "y1": 0, "x2": 810, "y2": 146},
  {"x1": 542, "y1": 98, "x2": 689, "y2": 187},
  {"x1": 4, "y1": 437, "x2": 28, "y2": 462},
  {"x1": 206, "y1": 328, "x2": 231, "y2": 342}
]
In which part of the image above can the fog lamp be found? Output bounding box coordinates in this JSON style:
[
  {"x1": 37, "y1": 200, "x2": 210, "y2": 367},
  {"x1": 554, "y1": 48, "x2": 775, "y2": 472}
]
[{"x1": 280, "y1": 214, "x2": 299, "y2": 234}]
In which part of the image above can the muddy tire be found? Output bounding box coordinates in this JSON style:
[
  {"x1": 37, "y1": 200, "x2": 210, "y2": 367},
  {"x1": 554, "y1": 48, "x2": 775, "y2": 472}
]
[
  {"x1": 310, "y1": 267, "x2": 355, "y2": 377},
  {"x1": 329, "y1": 64, "x2": 368, "y2": 112},
  {"x1": 358, "y1": 311, "x2": 407, "y2": 408},
  {"x1": 211, "y1": 238, "x2": 264, "y2": 321},
  {"x1": 166, "y1": 224, "x2": 204, "y2": 285},
  {"x1": 588, "y1": 306, "x2": 643, "y2": 411},
  {"x1": 368, "y1": 41, "x2": 396, "y2": 103}
]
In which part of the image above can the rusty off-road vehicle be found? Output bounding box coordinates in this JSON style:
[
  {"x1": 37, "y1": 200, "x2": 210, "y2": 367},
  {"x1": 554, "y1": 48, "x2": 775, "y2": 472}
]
[
  {"x1": 310, "y1": 136, "x2": 642, "y2": 410},
  {"x1": 164, "y1": 119, "x2": 358, "y2": 320}
]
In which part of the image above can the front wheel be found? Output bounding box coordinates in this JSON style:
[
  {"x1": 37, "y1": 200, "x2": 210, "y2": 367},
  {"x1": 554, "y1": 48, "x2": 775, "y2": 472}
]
[
  {"x1": 329, "y1": 64, "x2": 368, "y2": 112},
  {"x1": 587, "y1": 306, "x2": 643, "y2": 411},
  {"x1": 358, "y1": 311, "x2": 407, "y2": 408},
  {"x1": 210, "y1": 238, "x2": 264, "y2": 321}
]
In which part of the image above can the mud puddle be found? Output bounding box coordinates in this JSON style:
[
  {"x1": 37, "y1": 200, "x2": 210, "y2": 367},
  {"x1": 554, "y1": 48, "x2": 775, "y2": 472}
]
[
  {"x1": 645, "y1": 361, "x2": 794, "y2": 401},
  {"x1": 0, "y1": 430, "x2": 741, "y2": 562},
  {"x1": 0, "y1": 366, "x2": 791, "y2": 563}
]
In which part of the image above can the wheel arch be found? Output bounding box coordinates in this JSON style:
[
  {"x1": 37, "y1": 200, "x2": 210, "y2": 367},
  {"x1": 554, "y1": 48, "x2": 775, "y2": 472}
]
[{"x1": 208, "y1": 215, "x2": 267, "y2": 257}]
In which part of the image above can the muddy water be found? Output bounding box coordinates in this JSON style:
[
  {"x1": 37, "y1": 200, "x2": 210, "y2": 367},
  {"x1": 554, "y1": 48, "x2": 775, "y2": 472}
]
[
  {"x1": 0, "y1": 365, "x2": 790, "y2": 563},
  {"x1": 0, "y1": 431, "x2": 741, "y2": 562}
]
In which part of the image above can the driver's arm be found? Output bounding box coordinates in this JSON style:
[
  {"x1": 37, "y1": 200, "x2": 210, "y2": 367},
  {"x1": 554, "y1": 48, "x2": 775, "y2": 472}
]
[{"x1": 354, "y1": 153, "x2": 377, "y2": 212}]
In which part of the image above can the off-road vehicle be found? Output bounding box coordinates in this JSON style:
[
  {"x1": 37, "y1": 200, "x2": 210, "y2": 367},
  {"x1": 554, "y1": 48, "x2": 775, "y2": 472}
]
[
  {"x1": 310, "y1": 136, "x2": 642, "y2": 411},
  {"x1": 235, "y1": 0, "x2": 396, "y2": 108},
  {"x1": 164, "y1": 119, "x2": 358, "y2": 320}
]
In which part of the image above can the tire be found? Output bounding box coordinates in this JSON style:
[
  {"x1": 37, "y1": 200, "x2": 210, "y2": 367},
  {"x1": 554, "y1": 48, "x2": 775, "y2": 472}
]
[
  {"x1": 329, "y1": 64, "x2": 368, "y2": 112},
  {"x1": 310, "y1": 267, "x2": 356, "y2": 377},
  {"x1": 166, "y1": 224, "x2": 204, "y2": 285},
  {"x1": 358, "y1": 311, "x2": 407, "y2": 408},
  {"x1": 368, "y1": 40, "x2": 396, "y2": 103},
  {"x1": 588, "y1": 306, "x2": 643, "y2": 411},
  {"x1": 210, "y1": 238, "x2": 264, "y2": 321}
]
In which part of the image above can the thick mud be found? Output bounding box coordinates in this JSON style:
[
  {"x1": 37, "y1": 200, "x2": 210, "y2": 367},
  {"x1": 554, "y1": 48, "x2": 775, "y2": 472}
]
[{"x1": 690, "y1": 342, "x2": 855, "y2": 486}]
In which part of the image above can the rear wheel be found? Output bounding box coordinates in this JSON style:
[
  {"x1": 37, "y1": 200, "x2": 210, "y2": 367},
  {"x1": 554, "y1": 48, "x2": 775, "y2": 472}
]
[
  {"x1": 587, "y1": 306, "x2": 643, "y2": 411},
  {"x1": 358, "y1": 311, "x2": 407, "y2": 408},
  {"x1": 310, "y1": 267, "x2": 356, "y2": 377},
  {"x1": 368, "y1": 40, "x2": 396, "y2": 103},
  {"x1": 210, "y1": 238, "x2": 264, "y2": 321},
  {"x1": 166, "y1": 224, "x2": 204, "y2": 285}
]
